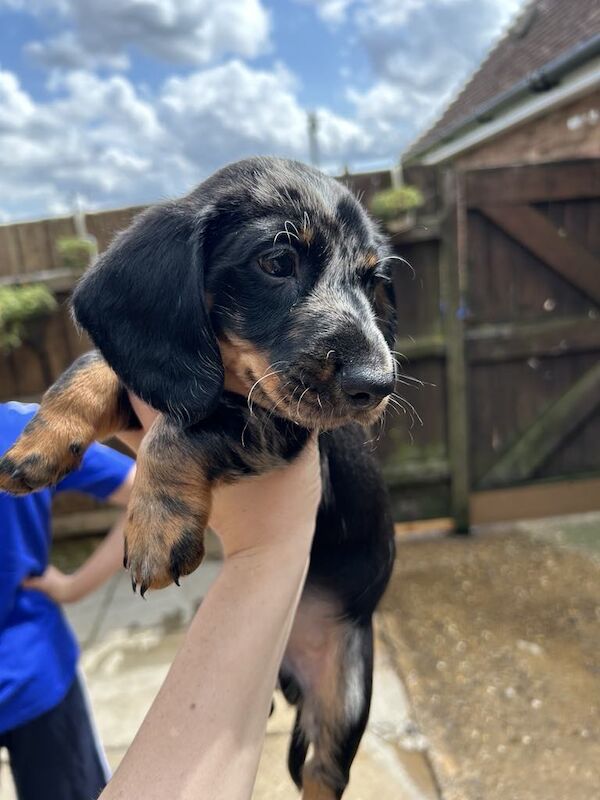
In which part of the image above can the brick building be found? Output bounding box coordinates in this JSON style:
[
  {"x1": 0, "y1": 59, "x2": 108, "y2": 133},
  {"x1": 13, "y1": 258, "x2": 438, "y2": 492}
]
[{"x1": 402, "y1": 0, "x2": 600, "y2": 172}]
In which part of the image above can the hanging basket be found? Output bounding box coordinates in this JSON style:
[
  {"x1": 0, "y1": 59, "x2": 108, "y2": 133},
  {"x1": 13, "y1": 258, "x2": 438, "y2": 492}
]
[{"x1": 369, "y1": 185, "x2": 424, "y2": 232}]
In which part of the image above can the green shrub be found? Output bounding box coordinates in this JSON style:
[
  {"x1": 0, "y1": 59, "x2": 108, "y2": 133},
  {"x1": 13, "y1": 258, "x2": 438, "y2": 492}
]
[
  {"x1": 370, "y1": 185, "x2": 424, "y2": 222},
  {"x1": 56, "y1": 237, "x2": 95, "y2": 271},
  {"x1": 0, "y1": 284, "x2": 57, "y2": 352}
]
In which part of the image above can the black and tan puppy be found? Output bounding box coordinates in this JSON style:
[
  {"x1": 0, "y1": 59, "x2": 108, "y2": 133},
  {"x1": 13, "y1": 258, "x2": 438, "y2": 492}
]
[{"x1": 0, "y1": 157, "x2": 397, "y2": 799}]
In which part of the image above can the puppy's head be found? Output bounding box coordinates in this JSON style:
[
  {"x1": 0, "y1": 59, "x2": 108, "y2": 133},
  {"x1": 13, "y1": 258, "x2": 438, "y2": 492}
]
[{"x1": 73, "y1": 157, "x2": 396, "y2": 428}]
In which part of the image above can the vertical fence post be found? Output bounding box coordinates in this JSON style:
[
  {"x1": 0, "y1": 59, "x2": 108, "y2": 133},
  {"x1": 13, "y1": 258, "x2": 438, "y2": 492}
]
[{"x1": 439, "y1": 169, "x2": 471, "y2": 532}]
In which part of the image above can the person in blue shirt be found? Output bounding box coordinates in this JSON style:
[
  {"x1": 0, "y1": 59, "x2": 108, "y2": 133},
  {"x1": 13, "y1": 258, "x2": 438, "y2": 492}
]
[{"x1": 0, "y1": 401, "x2": 135, "y2": 800}]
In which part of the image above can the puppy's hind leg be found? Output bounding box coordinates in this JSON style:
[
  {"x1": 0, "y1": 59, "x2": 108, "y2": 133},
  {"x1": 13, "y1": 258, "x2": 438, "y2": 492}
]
[
  {"x1": 282, "y1": 593, "x2": 374, "y2": 799},
  {"x1": 0, "y1": 351, "x2": 132, "y2": 494}
]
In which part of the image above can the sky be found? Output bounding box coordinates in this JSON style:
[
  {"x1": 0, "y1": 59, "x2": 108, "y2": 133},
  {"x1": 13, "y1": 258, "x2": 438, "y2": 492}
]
[{"x1": 0, "y1": 0, "x2": 524, "y2": 221}]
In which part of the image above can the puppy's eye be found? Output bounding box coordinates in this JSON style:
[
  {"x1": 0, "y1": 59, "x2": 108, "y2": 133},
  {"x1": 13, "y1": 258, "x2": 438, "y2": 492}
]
[{"x1": 257, "y1": 249, "x2": 298, "y2": 278}]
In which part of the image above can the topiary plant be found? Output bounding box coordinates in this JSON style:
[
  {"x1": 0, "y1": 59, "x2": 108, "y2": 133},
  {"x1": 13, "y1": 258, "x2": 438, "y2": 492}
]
[
  {"x1": 0, "y1": 284, "x2": 58, "y2": 352},
  {"x1": 369, "y1": 185, "x2": 424, "y2": 223},
  {"x1": 56, "y1": 236, "x2": 96, "y2": 272}
]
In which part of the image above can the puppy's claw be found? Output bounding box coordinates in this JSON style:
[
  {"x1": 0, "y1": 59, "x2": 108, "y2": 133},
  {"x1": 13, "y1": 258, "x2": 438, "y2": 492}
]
[
  {"x1": 131, "y1": 576, "x2": 137, "y2": 594},
  {"x1": 140, "y1": 583, "x2": 148, "y2": 599},
  {"x1": 10, "y1": 468, "x2": 34, "y2": 491},
  {"x1": 171, "y1": 565, "x2": 181, "y2": 587}
]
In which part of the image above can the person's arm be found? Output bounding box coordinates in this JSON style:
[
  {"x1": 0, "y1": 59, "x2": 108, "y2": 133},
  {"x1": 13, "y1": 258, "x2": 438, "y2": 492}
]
[
  {"x1": 22, "y1": 466, "x2": 136, "y2": 603},
  {"x1": 102, "y1": 399, "x2": 321, "y2": 800}
]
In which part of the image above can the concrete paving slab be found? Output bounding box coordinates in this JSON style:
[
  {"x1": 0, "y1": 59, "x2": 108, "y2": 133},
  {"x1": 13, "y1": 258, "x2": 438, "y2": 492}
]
[
  {"x1": 81, "y1": 559, "x2": 222, "y2": 644},
  {"x1": 382, "y1": 513, "x2": 600, "y2": 800}
]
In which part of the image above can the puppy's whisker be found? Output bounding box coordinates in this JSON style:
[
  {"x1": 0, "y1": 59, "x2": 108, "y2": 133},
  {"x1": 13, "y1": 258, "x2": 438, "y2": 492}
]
[
  {"x1": 274, "y1": 223, "x2": 300, "y2": 247},
  {"x1": 396, "y1": 372, "x2": 429, "y2": 387},
  {"x1": 286, "y1": 385, "x2": 303, "y2": 422},
  {"x1": 240, "y1": 421, "x2": 249, "y2": 448},
  {"x1": 266, "y1": 381, "x2": 293, "y2": 421},
  {"x1": 246, "y1": 364, "x2": 287, "y2": 416},
  {"x1": 390, "y1": 350, "x2": 409, "y2": 364},
  {"x1": 285, "y1": 220, "x2": 300, "y2": 238},
  {"x1": 386, "y1": 396, "x2": 405, "y2": 418},
  {"x1": 296, "y1": 386, "x2": 310, "y2": 418},
  {"x1": 392, "y1": 392, "x2": 423, "y2": 428},
  {"x1": 376, "y1": 254, "x2": 415, "y2": 279},
  {"x1": 273, "y1": 230, "x2": 296, "y2": 246}
]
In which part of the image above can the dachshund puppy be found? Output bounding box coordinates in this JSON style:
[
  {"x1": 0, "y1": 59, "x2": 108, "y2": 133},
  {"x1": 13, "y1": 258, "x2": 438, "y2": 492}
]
[{"x1": 0, "y1": 157, "x2": 397, "y2": 799}]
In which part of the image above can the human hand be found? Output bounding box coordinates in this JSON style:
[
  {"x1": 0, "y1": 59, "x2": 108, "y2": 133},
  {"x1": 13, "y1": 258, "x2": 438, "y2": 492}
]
[{"x1": 22, "y1": 565, "x2": 82, "y2": 604}]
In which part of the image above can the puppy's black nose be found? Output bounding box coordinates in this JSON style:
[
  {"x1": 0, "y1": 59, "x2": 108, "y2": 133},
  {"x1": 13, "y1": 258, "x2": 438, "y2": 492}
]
[{"x1": 341, "y1": 366, "x2": 395, "y2": 408}]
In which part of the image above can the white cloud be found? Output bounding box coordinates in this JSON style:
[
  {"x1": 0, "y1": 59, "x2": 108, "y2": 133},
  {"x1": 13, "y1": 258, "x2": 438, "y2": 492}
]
[
  {"x1": 304, "y1": 0, "x2": 525, "y2": 141},
  {"x1": 160, "y1": 61, "x2": 308, "y2": 161},
  {"x1": 0, "y1": 70, "x2": 35, "y2": 128},
  {"x1": 12, "y1": 0, "x2": 271, "y2": 69},
  {"x1": 0, "y1": 63, "x2": 373, "y2": 220},
  {"x1": 299, "y1": 0, "x2": 355, "y2": 24},
  {"x1": 0, "y1": 0, "x2": 527, "y2": 219},
  {"x1": 159, "y1": 61, "x2": 370, "y2": 169},
  {"x1": 0, "y1": 67, "x2": 173, "y2": 219}
]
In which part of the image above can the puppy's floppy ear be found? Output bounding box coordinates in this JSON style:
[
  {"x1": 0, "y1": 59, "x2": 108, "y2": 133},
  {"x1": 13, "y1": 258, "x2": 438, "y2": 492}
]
[{"x1": 72, "y1": 201, "x2": 223, "y2": 422}]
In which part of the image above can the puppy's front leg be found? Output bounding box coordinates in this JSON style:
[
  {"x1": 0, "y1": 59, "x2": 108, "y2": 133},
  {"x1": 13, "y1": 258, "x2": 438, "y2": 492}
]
[
  {"x1": 124, "y1": 398, "x2": 310, "y2": 595},
  {"x1": 124, "y1": 415, "x2": 210, "y2": 595},
  {"x1": 0, "y1": 351, "x2": 132, "y2": 494}
]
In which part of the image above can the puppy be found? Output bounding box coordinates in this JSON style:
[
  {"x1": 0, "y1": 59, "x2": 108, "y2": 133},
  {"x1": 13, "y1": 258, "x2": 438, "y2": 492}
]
[{"x1": 0, "y1": 157, "x2": 397, "y2": 799}]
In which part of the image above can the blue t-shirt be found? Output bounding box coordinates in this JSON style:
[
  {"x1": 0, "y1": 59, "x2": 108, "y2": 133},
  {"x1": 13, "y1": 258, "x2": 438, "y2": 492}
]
[{"x1": 0, "y1": 401, "x2": 133, "y2": 734}]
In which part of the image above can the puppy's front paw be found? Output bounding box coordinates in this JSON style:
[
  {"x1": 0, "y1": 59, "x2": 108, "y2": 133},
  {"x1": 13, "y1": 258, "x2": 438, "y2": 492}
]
[
  {"x1": 0, "y1": 419, "x2": 86, "y2": 494},
  {"x1": 124, "y1": 492, "x2": 207, "y2": 596}
]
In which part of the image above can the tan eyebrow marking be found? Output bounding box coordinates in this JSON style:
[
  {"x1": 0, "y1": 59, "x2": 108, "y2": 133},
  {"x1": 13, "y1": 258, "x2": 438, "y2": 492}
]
[
  {"x1": 299, "y1": 210, "x2": 314, "y2": 245},
  {"x1": 365, "y1": 251, "x2": 379, "y2": 269},
  {"x1": 300, "y1": 225, "x2": 314, "y2": 244}
]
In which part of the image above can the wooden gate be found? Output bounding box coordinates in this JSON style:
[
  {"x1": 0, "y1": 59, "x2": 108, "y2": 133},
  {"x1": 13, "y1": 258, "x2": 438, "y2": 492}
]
[
  {"x1": 457, "y1": 161, "x2": 600, "y2": 520},
  {"x1": 378, "y1": 159, "x2": 600, "y2": 530}
]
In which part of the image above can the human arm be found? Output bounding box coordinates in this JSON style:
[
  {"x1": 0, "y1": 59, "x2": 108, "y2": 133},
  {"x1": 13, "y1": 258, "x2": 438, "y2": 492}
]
[{"x1": 101, "y1": 400, "x2": 321, "y2": 800}]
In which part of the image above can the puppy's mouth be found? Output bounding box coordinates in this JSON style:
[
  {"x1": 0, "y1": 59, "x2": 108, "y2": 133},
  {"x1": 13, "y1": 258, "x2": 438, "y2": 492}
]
[
  {"x1": 244, "y1": 369, "x2": 392, "y2": 430},
  {"x1": 219, "y1": 335, "x2": 393, "y2": 429}
]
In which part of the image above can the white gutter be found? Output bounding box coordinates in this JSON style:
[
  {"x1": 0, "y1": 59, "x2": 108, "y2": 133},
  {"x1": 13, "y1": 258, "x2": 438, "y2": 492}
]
[{"x1": 419, "y1": 57, "x2": 600, "y2": 166}]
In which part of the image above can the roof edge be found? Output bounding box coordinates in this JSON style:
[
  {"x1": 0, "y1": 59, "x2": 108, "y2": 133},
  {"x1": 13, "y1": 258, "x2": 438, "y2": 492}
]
[
  {"x1": 413, "y1": 57, "x2": 600, "y2": 167},
  {"x1": 403, "y1": 33, "x2": 600, "y2": 165}
]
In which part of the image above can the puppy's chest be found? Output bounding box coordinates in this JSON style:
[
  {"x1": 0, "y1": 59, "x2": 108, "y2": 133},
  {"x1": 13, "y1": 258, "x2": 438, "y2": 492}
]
[{"x1": 187, "y1": 393, "x2": 310, "y2": 481}]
